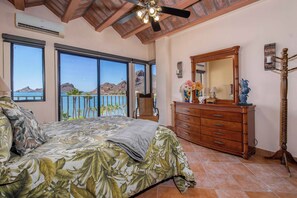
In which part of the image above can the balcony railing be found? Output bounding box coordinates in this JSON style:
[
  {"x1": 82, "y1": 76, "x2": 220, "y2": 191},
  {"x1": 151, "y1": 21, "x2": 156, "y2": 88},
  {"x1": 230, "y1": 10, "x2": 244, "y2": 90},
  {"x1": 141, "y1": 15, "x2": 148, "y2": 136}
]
[
  {"x1": 13, "y1": 96, "x2": 44, "y2": 101},
  {"x1": 60, "y1": 94, "x2": 127, "y2": 120}
]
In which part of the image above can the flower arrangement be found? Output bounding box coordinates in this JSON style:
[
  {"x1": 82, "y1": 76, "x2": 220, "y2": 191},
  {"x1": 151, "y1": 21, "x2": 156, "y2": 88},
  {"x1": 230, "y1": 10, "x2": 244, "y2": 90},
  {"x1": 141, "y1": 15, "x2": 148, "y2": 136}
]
[
  {"x1": 180, "y1": 80, "x2": 194, "y2": 102},
  {"x1": 180, "y1": 80, "x2": 203, "y2": 102}
]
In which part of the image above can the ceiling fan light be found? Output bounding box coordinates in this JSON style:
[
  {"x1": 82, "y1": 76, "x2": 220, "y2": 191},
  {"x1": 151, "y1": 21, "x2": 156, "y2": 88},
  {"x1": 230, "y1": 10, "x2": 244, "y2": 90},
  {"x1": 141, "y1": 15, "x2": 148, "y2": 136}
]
[
  {"x1": 154, "y1": 15, "x2": 160, "y2": 21},
  {"x1": 143, "y1": 14, "x2": 149, "y2": 24},
  {"x1": 137, "y1": 9, "x2": 145, "y2": 18},
  {"x1": 149, "y1": 7, "x2": 157, "y2": 16}
]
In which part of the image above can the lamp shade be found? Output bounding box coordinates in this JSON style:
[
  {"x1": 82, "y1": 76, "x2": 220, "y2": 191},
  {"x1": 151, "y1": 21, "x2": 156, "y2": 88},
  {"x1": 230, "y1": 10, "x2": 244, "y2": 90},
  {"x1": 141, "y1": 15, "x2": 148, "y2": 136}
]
[
  {"x1": 0, "y1": 77, "x2": 10, "y2": 95},
  {"x1": 210, "y1": 87, "x2": 217, "y2": 93}
]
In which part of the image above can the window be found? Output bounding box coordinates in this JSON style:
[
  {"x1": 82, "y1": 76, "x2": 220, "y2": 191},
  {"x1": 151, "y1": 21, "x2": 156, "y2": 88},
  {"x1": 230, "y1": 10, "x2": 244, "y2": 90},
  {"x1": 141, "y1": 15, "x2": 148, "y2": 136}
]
[
  {"x1": 151, "y1": 64, "x2": 157, "y2": 106},
  {"x1": 134, "y1": 63, "x2": 146, "y2": 95},
  {"x1": 58, "y1": 52, "x2": 129, "y2": 120},
  {"x1": 11, "y1": 44, "x2": 45, "y2": 101},
  {"x1": 100, "y1": 60, "x2": 129, "y2": 116},
  {"x1": 151, "y1": 64, "x2": 156, "y2": 94}
]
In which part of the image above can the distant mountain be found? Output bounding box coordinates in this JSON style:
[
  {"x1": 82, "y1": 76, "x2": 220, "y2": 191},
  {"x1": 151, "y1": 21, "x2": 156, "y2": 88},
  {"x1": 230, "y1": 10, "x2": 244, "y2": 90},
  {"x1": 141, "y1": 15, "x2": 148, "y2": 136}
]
[
  {"x1": 135, "y1": 70, "x2": 145, "y2": 93},
  {"x1": 61, "y1": 83, "x2": 75, "y2": 93},
  {"x1": 91, "y1": 71, "x2": 146, "y2": 95},
  {"x1": 91, "y1": 81, "x2": 127, "y2": 95},
  {"x1": 57, "y1": 70, "x2": 151, "y2": 95},
  {"x1": 16, "y1": 86, "x2": 43, "y2": 92}
]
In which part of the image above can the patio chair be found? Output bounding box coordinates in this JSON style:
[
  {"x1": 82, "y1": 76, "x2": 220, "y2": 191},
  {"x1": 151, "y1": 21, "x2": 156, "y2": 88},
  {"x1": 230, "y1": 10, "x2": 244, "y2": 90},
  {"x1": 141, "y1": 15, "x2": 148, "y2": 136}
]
[{"x1": 133, "y1": 93, "x2": 159, "y2": 122}]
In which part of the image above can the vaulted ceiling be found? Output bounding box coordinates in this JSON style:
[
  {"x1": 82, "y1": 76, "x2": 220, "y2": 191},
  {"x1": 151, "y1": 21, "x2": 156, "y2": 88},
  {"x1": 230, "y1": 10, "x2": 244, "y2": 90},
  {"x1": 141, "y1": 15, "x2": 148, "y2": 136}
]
[{"x1": 8, "y1": 0, "x2": 258, "y2": 44}]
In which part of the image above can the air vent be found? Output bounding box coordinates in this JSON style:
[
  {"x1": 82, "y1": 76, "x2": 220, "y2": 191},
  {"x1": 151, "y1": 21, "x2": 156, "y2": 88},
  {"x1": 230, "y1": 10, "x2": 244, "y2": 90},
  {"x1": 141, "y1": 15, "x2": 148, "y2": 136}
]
[{"x1": 15, "y1": 13, "x2": 64, "y2": 38}]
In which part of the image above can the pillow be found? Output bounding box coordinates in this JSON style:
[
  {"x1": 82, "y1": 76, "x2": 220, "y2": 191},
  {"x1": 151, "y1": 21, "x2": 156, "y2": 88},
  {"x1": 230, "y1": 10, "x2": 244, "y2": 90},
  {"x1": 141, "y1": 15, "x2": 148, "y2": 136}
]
[
  {"x1": 0, "y1": 96, "x2": 20, "y2": 110},
  {"x1": 0, "y1": 111, "x2": 13, "y2": 163},
  {"x1": 2, "y1": 107, "x2": 47, "y2": 156}
]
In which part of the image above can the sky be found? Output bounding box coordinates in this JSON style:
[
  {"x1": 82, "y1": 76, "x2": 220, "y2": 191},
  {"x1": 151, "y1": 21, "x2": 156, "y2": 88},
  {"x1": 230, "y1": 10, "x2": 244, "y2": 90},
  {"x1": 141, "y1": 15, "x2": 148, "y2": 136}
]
[
  {"x1": 13, "y1": 44, "x2": 43, "y2": 90},
  {"x1": 13, "y1": 45, "x2": 150, "y2": 93}
]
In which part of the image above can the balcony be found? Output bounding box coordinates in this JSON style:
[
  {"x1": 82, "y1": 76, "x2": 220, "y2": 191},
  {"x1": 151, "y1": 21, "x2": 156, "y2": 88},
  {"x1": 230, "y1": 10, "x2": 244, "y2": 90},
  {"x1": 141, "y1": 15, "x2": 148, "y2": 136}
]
[{"x1": 60, "y1": 94, "x2": 127, "y2": 120}]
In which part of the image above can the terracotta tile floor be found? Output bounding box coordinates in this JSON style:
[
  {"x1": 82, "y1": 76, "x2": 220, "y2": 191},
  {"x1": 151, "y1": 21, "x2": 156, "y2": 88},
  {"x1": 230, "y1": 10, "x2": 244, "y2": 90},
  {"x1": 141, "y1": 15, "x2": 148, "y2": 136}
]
[{"x1": 136, "y1": 138, "x2": 297, "y2": 198}]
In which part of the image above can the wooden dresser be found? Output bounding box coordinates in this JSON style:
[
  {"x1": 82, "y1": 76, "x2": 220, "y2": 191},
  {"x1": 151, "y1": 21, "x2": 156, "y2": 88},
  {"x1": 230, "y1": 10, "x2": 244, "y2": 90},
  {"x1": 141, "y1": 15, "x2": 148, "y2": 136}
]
[{"x1": 174, "y1": 101, "x2": 256, "y2": 159}]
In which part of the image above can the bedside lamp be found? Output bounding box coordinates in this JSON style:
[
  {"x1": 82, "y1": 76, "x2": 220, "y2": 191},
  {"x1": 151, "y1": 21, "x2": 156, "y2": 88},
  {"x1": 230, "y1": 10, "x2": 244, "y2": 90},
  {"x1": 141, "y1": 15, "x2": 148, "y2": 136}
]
[
  {"x1": 0, "y1": 77, "x2": 10, "y2": 96},
  {"x1": 206, "y1": 87, "x2": 217, "y2": 104}
]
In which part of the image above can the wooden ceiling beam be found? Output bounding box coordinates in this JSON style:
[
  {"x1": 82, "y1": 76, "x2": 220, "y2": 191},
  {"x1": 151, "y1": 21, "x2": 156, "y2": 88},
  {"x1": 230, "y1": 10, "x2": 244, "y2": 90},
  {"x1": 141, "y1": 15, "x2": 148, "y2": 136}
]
[
  {"x1": 121, "y1": 0, "x2": 200, "y2": 39},
  {"x1": 13, "y1": 0, "x2": 25, "y2": 11},
  {"x1": 96, "y1": 2, "x2": 134, "y2": 32},
  {"x1": 62, "y1": 0, "x2": 81, "y2": 23},
  {"x1": 142, "y1": 0, "x2": 259, "y2": 44}
]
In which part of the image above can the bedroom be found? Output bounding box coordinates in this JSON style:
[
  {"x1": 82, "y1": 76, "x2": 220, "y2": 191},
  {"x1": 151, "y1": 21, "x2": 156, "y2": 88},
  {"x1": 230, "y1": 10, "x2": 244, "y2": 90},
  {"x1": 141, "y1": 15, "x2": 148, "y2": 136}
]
[{"x1": 0, "y1": 0, "x2": 297, "y2": 197}]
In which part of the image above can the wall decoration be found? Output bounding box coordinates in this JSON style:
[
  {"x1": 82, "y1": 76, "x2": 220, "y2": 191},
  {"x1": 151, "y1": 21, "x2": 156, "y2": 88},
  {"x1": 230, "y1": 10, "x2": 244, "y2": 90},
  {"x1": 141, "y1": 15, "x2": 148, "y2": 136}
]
[
  {"x1": 176, "y1": 61, "x2": 183, "y2": 78},
  {"x1": 264, "y1": 43, "x2": 276, "y2": 70}
]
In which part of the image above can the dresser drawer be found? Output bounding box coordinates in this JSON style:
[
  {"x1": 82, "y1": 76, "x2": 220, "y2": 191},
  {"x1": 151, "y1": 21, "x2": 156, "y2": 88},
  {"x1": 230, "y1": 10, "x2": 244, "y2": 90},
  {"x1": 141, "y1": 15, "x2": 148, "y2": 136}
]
[
  {"x1": 176, "y1": 120, "x2": 200, "y2": 132},
  {"x1": 176, "y1": 127, "x2": 200, "y2": 143},
  {"x1": 176, "y1": 113, "x2": 201, "y2": 125},
  {"x1": 176, "y1": 106, "x2": 200, "y2": 117},
  {"x1": 201, "y1": 110, "x2": 242, "y2": 122},
  {"x1": 201, "y1": 134, "x2": 242, "y2": 152},
  {"x1": 201, "y1": 118, "x2": 242, "y2": 132},
  {"x1": 201, "y1": 126, "x2": 242, "y2": 142}
]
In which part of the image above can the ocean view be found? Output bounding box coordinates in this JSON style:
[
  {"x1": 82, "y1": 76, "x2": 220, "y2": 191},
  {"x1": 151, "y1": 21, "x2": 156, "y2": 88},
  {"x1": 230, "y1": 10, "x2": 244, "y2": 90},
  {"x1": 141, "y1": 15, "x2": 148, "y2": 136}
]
[{"x1": 13, "y1": 92, "x2": 127, "y2": 119}]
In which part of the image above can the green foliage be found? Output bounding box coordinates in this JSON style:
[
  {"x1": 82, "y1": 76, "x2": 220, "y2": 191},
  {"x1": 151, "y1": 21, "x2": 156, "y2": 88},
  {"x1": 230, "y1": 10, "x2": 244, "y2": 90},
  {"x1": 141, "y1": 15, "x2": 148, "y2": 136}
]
[{"x1": 0, "y1": 124, "x2": 195, "y2": 197}]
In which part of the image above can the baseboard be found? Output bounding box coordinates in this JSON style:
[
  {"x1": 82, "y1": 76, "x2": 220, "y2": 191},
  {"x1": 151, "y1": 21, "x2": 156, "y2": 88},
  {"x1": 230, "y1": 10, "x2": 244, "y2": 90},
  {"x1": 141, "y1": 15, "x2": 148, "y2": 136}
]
[{"x1": 255, "y1": 147, "x2": 297, "y2": 161}]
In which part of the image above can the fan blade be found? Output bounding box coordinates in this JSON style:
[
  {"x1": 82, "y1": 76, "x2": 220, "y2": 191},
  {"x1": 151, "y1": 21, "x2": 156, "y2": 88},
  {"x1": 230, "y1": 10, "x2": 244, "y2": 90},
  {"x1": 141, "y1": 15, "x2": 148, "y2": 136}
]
[
  {"x1": 151, "y1": 19, "x2": 161, "y2": 32},
  {"x1": 160, "y1": 6, "x2": 191, "y2": 18},
  {"x1": 124, "y1": 0, "x2": 145, "y2": 7},
  {"x1": 117, "y1": 12, "x2": 136, "y2": 24}
]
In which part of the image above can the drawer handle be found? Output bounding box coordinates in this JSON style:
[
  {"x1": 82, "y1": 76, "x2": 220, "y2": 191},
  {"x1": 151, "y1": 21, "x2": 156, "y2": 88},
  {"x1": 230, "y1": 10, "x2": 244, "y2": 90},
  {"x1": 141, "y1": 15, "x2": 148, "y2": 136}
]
[
  {"x1": 213, "y1": 114, "x2": 223, "y2": 118},
  {"x1": 214, "y1": 132, "x2": 224, "y2": 136},
  {"x1": 214, "y1": 124, "x2": 224, "y2": 127},
  {"x1": 183, "y1": 131, "x2": 189, "y2": 135},
  {"x1": 183, "y1": 124, "x2": 190, "y2": 128},
  {"x1": 214, "y1": 140, "x2": 224, "y2": 145}
]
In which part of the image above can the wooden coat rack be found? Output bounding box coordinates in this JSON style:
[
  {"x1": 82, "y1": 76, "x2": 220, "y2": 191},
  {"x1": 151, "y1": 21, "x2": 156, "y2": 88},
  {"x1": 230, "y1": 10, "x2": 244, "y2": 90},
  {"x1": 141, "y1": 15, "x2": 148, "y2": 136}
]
[{"x1": 265, "y1": 48, "x2": 297, "y2": 176}]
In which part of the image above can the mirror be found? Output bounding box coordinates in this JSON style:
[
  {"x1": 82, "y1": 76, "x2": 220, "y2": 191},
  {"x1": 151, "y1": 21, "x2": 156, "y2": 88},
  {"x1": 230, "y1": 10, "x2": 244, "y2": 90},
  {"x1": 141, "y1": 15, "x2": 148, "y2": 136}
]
[{"x1": 191, "y1": 46, "x2": 240, "y2": 104}]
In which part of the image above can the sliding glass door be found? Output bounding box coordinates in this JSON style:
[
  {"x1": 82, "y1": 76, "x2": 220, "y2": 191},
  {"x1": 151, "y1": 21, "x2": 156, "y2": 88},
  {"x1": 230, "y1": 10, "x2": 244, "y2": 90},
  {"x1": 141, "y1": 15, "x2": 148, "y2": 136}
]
[
  {"x1": 100, "y1": 60, "x2": 129, "y2": 116},
  {"x1": 58, "y1": 53, "x2": 129, "y2": 120}
]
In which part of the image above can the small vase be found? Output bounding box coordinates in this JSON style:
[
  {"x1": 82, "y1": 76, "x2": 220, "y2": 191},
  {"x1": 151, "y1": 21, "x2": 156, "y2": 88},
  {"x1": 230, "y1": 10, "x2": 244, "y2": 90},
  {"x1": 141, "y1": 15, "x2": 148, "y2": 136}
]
[
  {"x1": 196, "y1": 90, "x2": 199, "y2": 98},
  {"x1": 184, "y1": 90, "x2": 190, "y2": 102}
]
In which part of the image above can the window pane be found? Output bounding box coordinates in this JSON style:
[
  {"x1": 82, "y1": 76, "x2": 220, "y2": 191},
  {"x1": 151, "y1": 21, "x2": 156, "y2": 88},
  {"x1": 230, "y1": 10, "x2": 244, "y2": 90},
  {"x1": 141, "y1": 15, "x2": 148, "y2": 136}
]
[
  {"x1": 151, "y1": 64, "x2": 156, "y2": 94},
  {"x1": 135, "y1": 64, "x2": 146, "y2": 94},
  {"x1": 12, "y1": 44, "x2": 44, "y2": 101},
  {"x1": 59, "y1": 53, "x2": 98, "y2": 120},
  {"x1": 151, "y1": 64, "x2": 157, "y2": 106},
  {"x1": 100, "y1": 60, "x2": 128, "y2": 116}
]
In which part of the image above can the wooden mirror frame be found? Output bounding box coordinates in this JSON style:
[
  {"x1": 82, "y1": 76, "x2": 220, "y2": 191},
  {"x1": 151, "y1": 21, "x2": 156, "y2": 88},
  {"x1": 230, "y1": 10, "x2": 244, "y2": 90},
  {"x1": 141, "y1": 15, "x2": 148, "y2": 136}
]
[{"x1": 191, "y1": 46, "x2": 240, "y2": 104}]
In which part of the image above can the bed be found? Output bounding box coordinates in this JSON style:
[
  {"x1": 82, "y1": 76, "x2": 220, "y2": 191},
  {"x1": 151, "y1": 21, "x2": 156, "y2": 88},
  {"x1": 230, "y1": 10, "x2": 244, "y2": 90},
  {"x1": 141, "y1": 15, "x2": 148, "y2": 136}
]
[{"x1": 0, "y1": 116, "x2": 195, "y2": 197}]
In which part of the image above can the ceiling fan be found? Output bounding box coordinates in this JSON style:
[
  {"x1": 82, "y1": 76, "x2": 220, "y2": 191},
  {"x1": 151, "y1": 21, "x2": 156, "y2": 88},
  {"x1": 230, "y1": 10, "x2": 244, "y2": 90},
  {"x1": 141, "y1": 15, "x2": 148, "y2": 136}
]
[{"x1": 118, "y1": 0, "x2": 191, "y2": 32}]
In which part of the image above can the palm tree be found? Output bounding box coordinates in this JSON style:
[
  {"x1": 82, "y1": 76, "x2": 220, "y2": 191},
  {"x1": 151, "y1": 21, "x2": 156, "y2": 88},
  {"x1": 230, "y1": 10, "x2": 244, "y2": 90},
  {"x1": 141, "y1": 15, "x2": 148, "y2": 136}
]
[
  {"x1": 101, "y1": 105, "x2": 108, "y2": 116},
  {"x1": 67, "y1": 88, "x2": 82, "y2": 119},
  {"x1": 91, "y1": 107, "x2": 97, "y2": 117},
  {"x1": 83, "y1": 92, "x2": 93, "y2": 118}
]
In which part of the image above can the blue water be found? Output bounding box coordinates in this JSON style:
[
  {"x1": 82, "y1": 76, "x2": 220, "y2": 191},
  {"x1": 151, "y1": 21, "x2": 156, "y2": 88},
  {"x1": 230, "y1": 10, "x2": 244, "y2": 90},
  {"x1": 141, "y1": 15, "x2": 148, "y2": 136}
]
[
  {"x1": 13, "y1": 92, "x2": 43, "y2": 101},
  {"x1": 13, "y1": 92, "x2": 128, "y2": 119}
]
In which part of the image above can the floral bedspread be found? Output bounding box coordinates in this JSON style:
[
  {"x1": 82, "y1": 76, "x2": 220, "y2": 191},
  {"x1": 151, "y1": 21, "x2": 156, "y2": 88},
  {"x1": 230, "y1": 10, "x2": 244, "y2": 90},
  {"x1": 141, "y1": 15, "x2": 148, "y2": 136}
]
[{"x1": 0, "y1": 116, "x2": 195, "y2": 198}]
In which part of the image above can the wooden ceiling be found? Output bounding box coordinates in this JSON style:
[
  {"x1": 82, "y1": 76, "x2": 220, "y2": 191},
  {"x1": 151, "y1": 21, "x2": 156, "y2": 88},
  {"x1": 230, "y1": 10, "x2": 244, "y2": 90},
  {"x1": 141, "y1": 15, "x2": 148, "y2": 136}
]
[{"x1": 8, "y1": 0, "x2": 258, "y2": 44}]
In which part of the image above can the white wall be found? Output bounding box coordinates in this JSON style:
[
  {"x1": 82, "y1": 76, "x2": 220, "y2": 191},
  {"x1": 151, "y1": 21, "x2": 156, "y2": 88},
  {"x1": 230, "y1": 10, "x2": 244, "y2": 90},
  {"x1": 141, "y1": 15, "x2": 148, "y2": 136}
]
[
  {"x1": 0, "y1": 0, "x2": 153, "y2": 123},
  {"x1": 156, "y1": 0, "x2": 297, "y2": 156}
]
